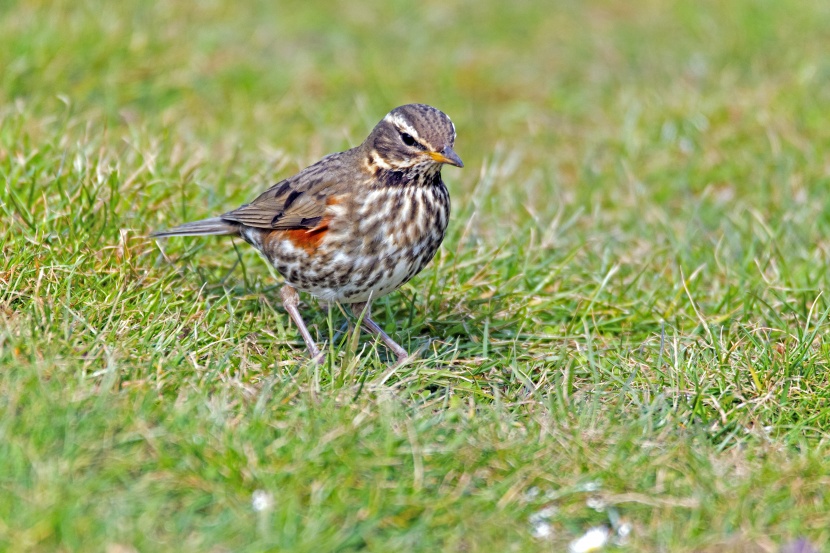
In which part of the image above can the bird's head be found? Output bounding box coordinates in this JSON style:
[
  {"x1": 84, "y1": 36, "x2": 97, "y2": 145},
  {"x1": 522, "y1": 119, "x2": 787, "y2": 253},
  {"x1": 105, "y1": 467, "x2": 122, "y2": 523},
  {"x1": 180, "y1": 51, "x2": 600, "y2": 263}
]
[{"x1": 365, "y1": 104, "x2": 463, "y2": 175}]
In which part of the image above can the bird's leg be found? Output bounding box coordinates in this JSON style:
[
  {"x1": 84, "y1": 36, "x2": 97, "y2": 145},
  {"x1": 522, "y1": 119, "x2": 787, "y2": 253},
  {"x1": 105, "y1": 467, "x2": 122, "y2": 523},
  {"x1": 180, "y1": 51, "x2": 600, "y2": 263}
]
[
  {"x1": 279, "y1": 285, "x2": 325, "y2": 364},
  {"x1": 351, "y1": 302, "x2": 409, "y2": 363}
]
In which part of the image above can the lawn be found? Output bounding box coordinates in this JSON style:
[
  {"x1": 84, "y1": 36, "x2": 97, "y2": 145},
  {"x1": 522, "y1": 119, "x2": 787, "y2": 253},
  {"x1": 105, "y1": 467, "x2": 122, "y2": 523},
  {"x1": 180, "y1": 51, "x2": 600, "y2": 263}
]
[{"x1": 3, "y1": 0, "x2": 830, "y2": 551}]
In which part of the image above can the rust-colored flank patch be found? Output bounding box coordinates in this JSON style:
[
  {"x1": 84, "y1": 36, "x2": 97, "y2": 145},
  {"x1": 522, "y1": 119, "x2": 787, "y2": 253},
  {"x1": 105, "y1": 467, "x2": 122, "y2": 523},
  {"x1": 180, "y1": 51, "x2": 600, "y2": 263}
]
[
  {"x1": 277, "y1": 219, "x2": 330, "y2": 254},
  {"x1": 269, "y1": 195, "x2": 342, "y2": 254}
]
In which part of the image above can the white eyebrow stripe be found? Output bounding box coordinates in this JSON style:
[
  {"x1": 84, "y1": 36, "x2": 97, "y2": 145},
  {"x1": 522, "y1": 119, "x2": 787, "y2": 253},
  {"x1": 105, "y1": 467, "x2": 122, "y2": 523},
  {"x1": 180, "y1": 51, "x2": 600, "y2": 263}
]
[{"x1": 383, "y1": 113, "x2": 419, "y2": 139}]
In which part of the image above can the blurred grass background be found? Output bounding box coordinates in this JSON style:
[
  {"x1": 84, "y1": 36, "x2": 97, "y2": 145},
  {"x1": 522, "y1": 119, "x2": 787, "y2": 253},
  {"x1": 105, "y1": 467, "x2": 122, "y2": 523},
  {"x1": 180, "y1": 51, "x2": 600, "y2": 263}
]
[{"x1": 3, "y1": 0, "x2": 830, "y2": 551}]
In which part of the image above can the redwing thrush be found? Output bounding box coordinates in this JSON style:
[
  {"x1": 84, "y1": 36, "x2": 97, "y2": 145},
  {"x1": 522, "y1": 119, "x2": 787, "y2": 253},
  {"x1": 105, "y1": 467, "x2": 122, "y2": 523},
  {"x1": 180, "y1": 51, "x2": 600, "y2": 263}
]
[{"x1": 152, "y1": 104, "x2": 463, "y2": 363}]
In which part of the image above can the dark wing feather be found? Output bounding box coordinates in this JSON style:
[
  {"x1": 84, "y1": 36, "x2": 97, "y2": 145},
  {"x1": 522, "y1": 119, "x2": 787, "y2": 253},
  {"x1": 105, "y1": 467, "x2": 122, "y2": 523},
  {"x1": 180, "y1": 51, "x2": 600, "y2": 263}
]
[{"x1": 221, "y1": 151, "x2": 353, "y2": 230}]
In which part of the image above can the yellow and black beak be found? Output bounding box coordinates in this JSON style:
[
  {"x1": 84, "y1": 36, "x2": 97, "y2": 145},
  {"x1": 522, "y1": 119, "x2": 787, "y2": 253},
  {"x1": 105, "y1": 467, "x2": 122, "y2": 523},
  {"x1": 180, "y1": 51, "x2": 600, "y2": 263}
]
[{"x1": 428, "y1": 146, "x2": 464, "y2": 168}]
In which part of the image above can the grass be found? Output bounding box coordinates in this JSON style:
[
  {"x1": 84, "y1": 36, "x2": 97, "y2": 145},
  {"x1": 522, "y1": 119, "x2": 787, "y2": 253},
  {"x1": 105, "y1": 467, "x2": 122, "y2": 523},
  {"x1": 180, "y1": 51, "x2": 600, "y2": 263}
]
[{"x1": 3, "y1": 0, "x2": 830, "y2": 550}]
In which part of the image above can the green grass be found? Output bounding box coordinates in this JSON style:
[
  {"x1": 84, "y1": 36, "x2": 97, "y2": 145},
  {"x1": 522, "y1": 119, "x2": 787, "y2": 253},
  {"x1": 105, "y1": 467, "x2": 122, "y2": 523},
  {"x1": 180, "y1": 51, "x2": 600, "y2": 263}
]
[{"x1": 3, "y1": 0, "x2": 830, "y2": 550}]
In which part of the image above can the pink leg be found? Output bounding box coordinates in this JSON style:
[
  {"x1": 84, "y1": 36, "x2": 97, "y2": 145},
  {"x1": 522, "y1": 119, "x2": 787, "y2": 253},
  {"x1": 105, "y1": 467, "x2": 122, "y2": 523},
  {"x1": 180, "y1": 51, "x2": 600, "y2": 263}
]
[
  {"x1": 280, "y1": 285, "x2": 325, "y2": 364},
  {"x1": 351, "y1": 302, "x2": 409, "y2": 362}
]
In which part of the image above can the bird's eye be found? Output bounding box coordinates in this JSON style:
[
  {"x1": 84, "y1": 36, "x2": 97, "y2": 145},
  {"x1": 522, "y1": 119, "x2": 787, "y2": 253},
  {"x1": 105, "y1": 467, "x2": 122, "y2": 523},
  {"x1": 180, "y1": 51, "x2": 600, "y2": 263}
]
[{"x1": 400, "y1": 132, "x2": 416, "y2": 146}]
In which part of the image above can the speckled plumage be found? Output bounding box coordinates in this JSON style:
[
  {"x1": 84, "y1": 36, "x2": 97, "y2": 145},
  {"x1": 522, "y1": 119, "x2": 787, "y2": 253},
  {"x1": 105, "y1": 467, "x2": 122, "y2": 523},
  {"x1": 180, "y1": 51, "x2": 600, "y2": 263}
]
[{"x1": 152, "y1": 104, "x2": 462, "y2": 363}]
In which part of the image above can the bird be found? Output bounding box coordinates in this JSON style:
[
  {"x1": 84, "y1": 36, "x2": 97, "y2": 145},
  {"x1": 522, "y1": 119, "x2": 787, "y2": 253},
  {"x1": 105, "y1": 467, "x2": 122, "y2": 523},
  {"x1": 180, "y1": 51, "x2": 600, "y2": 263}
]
[{"x1": 152, "y1": 103, "x2": 463, "y2": 364}]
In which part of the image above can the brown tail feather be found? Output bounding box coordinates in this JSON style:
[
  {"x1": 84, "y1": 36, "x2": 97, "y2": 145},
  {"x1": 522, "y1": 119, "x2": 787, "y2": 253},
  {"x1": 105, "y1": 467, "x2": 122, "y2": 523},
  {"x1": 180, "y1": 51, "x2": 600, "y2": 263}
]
[{"x1": 151, "y1": 217, "x2": 239, "y2": 238}]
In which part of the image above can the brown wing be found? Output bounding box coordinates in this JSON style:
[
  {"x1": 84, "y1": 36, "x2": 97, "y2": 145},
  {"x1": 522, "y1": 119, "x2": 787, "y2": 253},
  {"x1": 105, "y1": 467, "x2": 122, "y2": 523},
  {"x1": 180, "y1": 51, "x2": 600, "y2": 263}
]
[{"x1": 221, "y1": 151, "x2": 353, "y2": 230}]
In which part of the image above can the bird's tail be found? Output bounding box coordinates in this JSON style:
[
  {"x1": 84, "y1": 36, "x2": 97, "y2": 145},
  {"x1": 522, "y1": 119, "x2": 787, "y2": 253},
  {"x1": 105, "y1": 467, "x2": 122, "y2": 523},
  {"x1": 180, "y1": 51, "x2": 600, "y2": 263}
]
[{"x1": 150, "y1": 217, "x2": 239, "y2": 238}]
